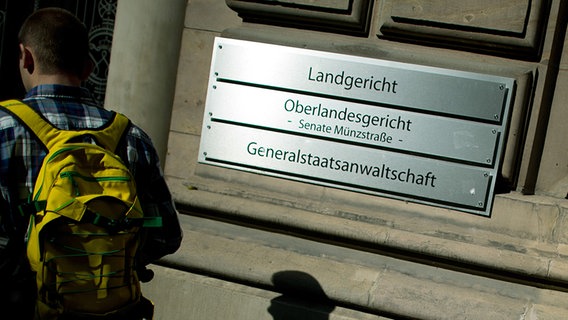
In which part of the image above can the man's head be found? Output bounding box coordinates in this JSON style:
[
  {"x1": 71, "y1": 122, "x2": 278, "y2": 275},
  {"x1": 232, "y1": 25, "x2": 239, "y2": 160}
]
[{"x1": 18, "y1": 7, "x2": 92, "y2": 90}]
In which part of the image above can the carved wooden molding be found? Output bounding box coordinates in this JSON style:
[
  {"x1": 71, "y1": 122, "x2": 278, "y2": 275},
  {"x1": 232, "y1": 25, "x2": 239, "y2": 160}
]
[
  {"x1": 377, "y1": 0, "x2": 551, "y2": 61},
  {"x1": 226, "y1": 0, "x2": 374, "y2": 36}
]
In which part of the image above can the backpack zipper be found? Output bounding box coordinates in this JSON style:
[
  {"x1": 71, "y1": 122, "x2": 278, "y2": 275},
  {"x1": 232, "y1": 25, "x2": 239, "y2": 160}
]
[{"x1": 60, "y1": 171, "x2": 131, "y2": 196}]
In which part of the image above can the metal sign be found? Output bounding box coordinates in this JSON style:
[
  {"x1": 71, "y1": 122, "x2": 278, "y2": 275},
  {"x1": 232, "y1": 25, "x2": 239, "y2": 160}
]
[{"x1": 198, "y1": 37, "x2": 515, "y2": 216}]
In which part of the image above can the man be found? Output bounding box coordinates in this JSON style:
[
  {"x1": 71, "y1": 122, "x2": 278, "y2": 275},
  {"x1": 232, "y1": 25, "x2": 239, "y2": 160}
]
[{"x1": 0, "y1": 7, "x2": 183, "y2": 319}]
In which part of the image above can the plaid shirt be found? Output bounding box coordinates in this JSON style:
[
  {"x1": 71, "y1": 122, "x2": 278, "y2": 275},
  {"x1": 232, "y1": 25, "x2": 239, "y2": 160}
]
[{"x1": 0, "y1": 84, "x2": 181, "y2": 266}]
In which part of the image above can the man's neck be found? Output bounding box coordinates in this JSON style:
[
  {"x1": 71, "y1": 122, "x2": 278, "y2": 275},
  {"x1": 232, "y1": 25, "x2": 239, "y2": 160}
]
[{"x1": 31, "y1": 73, "x2": 82, "y2": 88}]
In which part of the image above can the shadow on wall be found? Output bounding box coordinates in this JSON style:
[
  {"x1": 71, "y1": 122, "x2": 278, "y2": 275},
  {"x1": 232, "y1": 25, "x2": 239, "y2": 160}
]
[{"x1": 268, "y1": 271, "x2": 335, "y2": 320}]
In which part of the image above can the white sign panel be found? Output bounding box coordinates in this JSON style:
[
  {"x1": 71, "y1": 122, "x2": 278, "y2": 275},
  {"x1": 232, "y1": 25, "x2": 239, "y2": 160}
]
[{"x1": 198, "y1": 37, "x2": 515, "y2": 216}]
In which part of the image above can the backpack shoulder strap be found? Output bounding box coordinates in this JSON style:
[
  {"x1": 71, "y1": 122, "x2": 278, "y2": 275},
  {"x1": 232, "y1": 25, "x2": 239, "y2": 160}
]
[
  {"x1": 0, "y1": 99, "x2": 130, "y2": 152},
  {"x1": 0, "y1": 99, "x2": 56, "y2": 148}
]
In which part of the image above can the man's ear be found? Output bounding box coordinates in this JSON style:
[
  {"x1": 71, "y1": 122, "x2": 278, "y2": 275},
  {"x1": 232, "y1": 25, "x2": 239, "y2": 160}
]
[{"x1": 19, "y1": 44, "x2": 34, "y2": 74}]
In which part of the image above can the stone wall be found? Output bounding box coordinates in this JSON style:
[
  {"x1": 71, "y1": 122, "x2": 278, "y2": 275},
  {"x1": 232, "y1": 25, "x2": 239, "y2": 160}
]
[{"x1": 143, "y1": 1, "x2": 568, "y2": 319}]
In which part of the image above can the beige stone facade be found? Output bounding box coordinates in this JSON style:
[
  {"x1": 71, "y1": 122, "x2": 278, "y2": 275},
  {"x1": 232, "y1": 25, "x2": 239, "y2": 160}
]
[{"x1": 125, "y1": 1, "x2": 568, "y2": 319}]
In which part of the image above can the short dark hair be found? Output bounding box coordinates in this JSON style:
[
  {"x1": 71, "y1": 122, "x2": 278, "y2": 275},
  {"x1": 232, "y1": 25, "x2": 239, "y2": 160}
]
[{"x1": 18, "y1": 7, "x2": 90, "y2": 77}]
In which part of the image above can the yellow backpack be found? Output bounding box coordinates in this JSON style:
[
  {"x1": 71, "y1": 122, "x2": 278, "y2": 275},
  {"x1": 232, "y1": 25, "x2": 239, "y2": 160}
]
[{"x1": 0, "y1": 100, "x2": 161, "y2": 319}]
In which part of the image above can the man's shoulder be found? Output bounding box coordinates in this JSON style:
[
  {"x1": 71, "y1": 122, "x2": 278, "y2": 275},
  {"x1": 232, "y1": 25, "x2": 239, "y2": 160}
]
[
  {"x1": 123, "y1": 122, "x2": 160, "y2": 161},
  {"x1": 125, "y1": 122, "x2": 152, "y2": 142}
]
